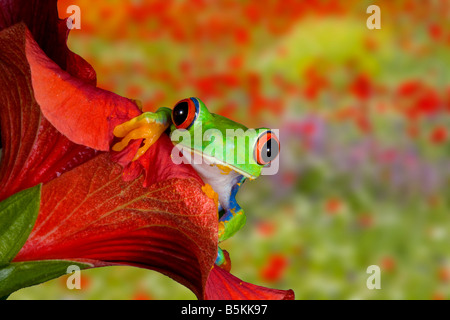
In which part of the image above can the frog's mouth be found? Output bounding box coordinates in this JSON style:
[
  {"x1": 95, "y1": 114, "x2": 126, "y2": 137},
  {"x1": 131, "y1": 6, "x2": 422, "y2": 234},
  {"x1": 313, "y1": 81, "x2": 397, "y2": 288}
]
[{"x1": 175, "y1": 145, "x2": 256, "y2": 180}]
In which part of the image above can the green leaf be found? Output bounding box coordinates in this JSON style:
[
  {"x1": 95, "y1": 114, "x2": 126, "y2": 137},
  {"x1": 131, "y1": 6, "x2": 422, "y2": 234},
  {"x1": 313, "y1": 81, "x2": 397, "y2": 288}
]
[
  {"x1": 0, "y1": 186, "x2": 93, "y2": 298},
  {"x1": 0, "y1": 260, "x2": 92, "y2": 298},
  {"x1": 0, "y1": 184, "x2": 41, "y2": 265}
]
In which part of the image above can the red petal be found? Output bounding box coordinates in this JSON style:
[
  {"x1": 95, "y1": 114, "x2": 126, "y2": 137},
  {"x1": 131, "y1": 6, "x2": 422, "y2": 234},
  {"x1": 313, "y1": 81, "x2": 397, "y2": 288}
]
[
  {"x1": 0, "y1": 24, "x2": 98, "y2": 201},
  {"x1": 57, "y1": 18, "x2": 97, "y2": 86},
  {"x1": 15, "y1": 152, "x2": 218, "y2": 299},
  {"x1": 205, "y1": 265, "x2": 295, "y2": 300},
  {"x1": 0, "y1": 0, "x2": 96, "y2": 84},
  {"x1": 1, "y1": 0, "x2": 137, "y2": 152},
  {"x1": 0, "y1": 0, "x2": 102, "y2": 200},
  {"x1": 25, "y1": 28, "x2": 141, "y2": 151},
  {"x1": 133, "y1": 134, "x2": 204, "y2": 187}
]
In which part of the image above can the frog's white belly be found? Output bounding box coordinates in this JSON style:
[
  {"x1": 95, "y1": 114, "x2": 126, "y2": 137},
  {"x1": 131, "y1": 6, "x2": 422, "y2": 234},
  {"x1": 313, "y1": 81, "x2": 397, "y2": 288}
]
[
  {"x1": 192, "y1": 161, "x2": 242, "y2": 211},
  {"x1": 178, "y1": 147, "x2": 242, "y2": 211}
]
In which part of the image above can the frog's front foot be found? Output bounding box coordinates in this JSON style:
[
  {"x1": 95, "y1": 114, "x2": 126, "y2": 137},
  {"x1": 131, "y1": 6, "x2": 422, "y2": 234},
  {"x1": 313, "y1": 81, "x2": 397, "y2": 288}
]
[{"x1": 112, "y1": 108, "x2": 171, "y2": 161}]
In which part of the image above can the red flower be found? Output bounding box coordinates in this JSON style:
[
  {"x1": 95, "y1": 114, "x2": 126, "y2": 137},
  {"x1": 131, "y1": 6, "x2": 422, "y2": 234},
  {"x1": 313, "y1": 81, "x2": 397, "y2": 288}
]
[
  {"x1": 397, "y1": 80, "x2": 423, "y2": 97},
  {"x1": 234, "y1": 27, "x2": 250, "y2": 45},
  {"x1": 257, "y1": 221, "x2": 276, "y2": 237},
  {"x1": 428, "y1": 23, "x2": 443, "y2": 41},
  {"x1": 0, "y1": 21, "x2": 216, "y2": 299},
  {"x1": 303, "y1": 66, "x2": 329, "y2": 101},
  {"x1": 357, "y1": 213, "x2": 374, "y2": 228},
  {"x1": 260, "y1": 254, "x2": 289, "y2": 283},
  {"x1": 380, "y1": 256, "x2": 396, "y2": 273},
  {"x1": 325, "y1": 197, "x2": 343, "y2": 215},
  {"x1": 397, "y1": 80, "x2": 442, "y2": 119},
  {"x1": 430, "y1": 126, "x2": 447, "y2": 144},
  {"x1": 431, "y1": 292, "x2": 445, "y2": 300},
  {"x1": 206, "y1": 265, "x2": 294, "y2": 300},
  {"x1": 350, "y1": 73, "x2": 372, "y2": 101},
  {"x1": 0, "y1": 0, "x2": 294, "y2": 300},
  {"x1": 438, "y1": 267, "x2": 450, "y2": 283},
  {"x1": 415, "y1": 89, "x2": 441, "y2": 116},
  {"x1": 132, "y1": 291, "x2": 153, "y2": 300}
]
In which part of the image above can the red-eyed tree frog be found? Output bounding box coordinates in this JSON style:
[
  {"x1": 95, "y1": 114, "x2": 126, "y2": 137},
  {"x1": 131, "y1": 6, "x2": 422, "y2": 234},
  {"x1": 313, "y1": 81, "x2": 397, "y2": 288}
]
[{"x1": 112, "y1": 97, "x2": 280, "y2": 266}]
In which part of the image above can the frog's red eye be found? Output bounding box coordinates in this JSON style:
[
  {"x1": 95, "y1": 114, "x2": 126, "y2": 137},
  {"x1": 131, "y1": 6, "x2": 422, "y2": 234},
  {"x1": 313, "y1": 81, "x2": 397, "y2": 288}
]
[
  {"x1": 255, "y1": 131, "x2": 280, "y2": 165},
  {"x1": 172, "y1": 98, "x2": 198, "y2": 129}
]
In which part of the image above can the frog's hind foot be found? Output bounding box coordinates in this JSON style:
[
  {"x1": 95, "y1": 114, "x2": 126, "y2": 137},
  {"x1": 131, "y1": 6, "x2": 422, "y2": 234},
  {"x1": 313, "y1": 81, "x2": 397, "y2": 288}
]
[{"x1": 215, "y1": 247, "x2": 231, "y2": 271}]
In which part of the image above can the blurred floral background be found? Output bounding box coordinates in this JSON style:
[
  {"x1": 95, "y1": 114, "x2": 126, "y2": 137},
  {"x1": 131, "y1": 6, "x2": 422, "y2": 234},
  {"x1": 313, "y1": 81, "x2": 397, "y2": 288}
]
[{"x1": 10, "y1": 0, "x2": 450, "y2": 299}]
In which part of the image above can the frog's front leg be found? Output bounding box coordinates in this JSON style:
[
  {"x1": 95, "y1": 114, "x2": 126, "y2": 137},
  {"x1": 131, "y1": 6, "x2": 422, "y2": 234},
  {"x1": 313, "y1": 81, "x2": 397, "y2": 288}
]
[{"x1": 112, "y1": 107, "x2": 171, "y2": 160}]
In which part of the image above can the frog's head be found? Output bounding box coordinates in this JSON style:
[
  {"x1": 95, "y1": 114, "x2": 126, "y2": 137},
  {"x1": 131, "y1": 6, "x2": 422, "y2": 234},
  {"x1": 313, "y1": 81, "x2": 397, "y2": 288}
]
[{"x1": 169, "y1": 97, "x2": 280, "y2": 180}]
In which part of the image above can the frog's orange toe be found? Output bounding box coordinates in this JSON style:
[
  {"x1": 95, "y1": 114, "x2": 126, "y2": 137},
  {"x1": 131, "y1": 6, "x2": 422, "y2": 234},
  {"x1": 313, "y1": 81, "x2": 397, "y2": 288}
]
[
  {"x1": 113, "y1": 116, "x2": 147, "y2": 138},
  {"x1": 112, "y1": 120, "x2": 169, "y2": 161},
  {"x1": 132, "y1": 135, "x2": 159, "y2": 161}
]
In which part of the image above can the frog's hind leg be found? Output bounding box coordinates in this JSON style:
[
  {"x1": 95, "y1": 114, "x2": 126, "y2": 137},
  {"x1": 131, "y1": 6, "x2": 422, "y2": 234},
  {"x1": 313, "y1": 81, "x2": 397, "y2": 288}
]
[
  {"x1": 217, "y1": 180, "x2": 247, "y2": 243},
  {"x1": 218, "y1": 206, "x2": 246, "y2": 243},
  {"x1": 112, "y1": 107, "x2": 171, "y2": 160},
  {"x1": 214, "y1": 181, "x2": 247, "y2": 267}
]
